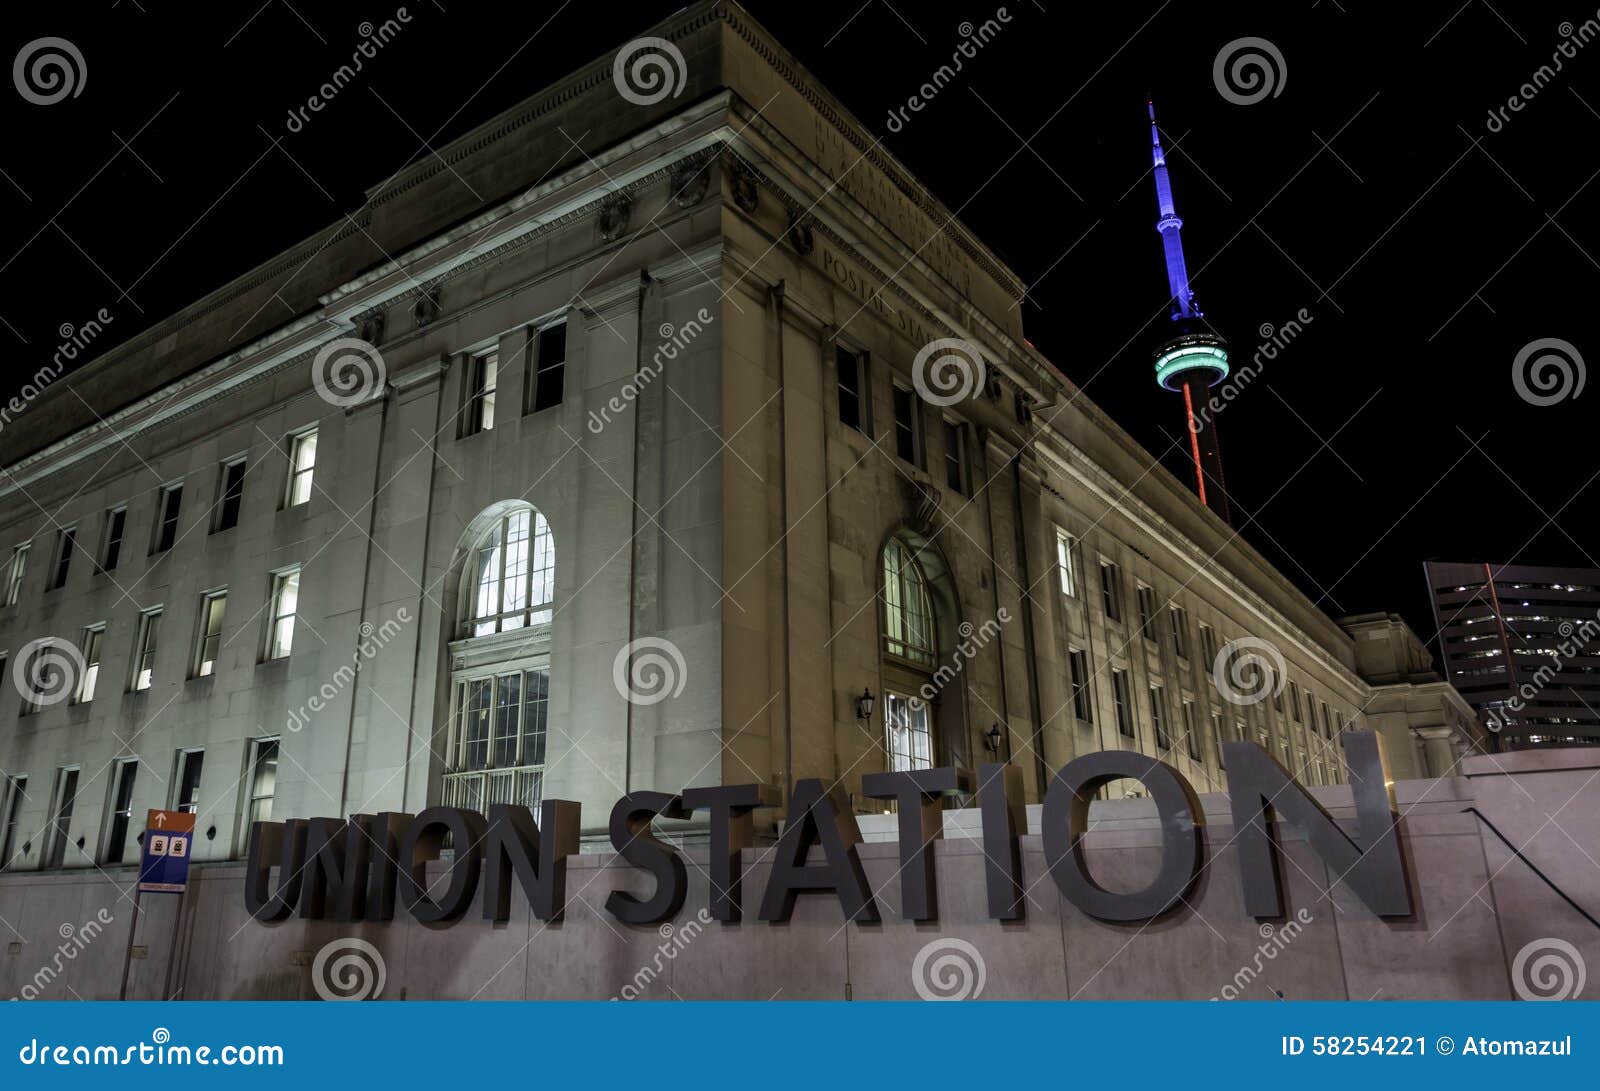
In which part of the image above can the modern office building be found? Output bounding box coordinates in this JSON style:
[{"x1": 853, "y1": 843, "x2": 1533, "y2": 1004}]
[
  {"x1": 1425, "y1": 560, "x2": 1600, "y2": 748},
  {"x1": 0, "y1": 2, "x2": 1565, "y2": 1003}
]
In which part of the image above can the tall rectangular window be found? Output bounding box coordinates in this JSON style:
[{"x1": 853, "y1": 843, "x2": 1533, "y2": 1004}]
[
  {"x1": 884, "y1": 691, "x2": 933, "y2": 772},
  {"x1": 1151, "y1": 686, "x2": 1170, "y2": 751},
  {"x1": 48, "y1": 527, "x2": 75, "y2": 590},
  {"x1": 942, "y1": 420, "x2": 966, "y2": 495},
  {"x1": 1136, "y1": 585, "x2": 1159, "y2": 640},
  {"x1": 1213, "y1": 712, "x2": 1227, "y2": 770},
  {"x1": 103, "y1": 760, "x2": 137, "y2": 865},
  {"x1": 1056, "y1": 529, "x2": 1078, "y2": 596},
  {"x1": 1199, "y1": 622, "x2": 1218, "y2": 667},
  {"x1": 1069, "y1": 649, "x2": 1093, "y2": 723},
  {"x1": 1112, "y1": 668, "x2": 1134, "y2": 739},
  {"x1": 152, "y1": 484, "x2": 183, "y2": 554},
  {"x1": 76, "y1": 625, "x2": 103, "y2": 703},
  {"x1": 836, "y1": 347, "x2": 867, "y2": 433},
  {"x1": 1169, "y1": 605, "x2": 1190, "y2": 658},
  {"x1": 891, "y1": 384, "x2": 920, "y2": 465},
  {"x1": 1182, "y1": 699, "x2": 1201, "y2": 760},
  {"x1": 0, "y1": 775, "x2": 25, "y2": 870},
  {"x1": 99, "y1": 507, "x2": 126, "y2": 573},
  {"x1": 194, "y1": 591, "x2": 227, "y2": 677},
  {"x1": 466, "y1": 351, "x2": 498, "y2": 434},
  {"x1": 5, "y1": 543, "x2": 28, "y2": 605},
  {"x1": 1289, "y1": 680, "x2": 1303, "y2": 721},
  {"x1": 285, "y1": 429, "x2": 317, "y2": 507},
  {"x1": 46, "y1": 767, "x2": 78, "y2": 869},
  {"x1": 173, "y1": 749, "x2": 204, "y2": 813},
  {"x1": 213, "y1": 457, "x2": 246, "y2": 532},
  {"x1": 1100, "y1": 561, "x2": 1124, "y2": 622},
  {"x1": 528, "y1": 322, "x2": 567, "y2": 413},
  {"x1": 131, "y1": 608, "x2": 161, "y2": 691},
  {"x1": 246, "y1": 739, "x2": 279, "y2": 827},
  {"x1": 266, "y1": 568, "x2": 300, "y2": 660}
]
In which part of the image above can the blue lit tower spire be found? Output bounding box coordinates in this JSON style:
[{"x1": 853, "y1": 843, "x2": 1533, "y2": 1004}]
[{"x1": 1147, "y1": 99, "x2": 1232, "y2": 524}]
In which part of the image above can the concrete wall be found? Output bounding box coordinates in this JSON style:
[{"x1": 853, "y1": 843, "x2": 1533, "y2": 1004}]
[{"x1": 3, "y1": 750, "x2": 1594, "y2": 1001}]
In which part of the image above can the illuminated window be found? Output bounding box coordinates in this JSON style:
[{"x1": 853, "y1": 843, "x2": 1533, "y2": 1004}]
[
  {"x1": 884, "y1": 691, "x2": 933, "y2": 772},
  {"x1": 194, "y1": 591, "x2": 227, "y2": 677},
  {"x1": 131, "y1": 608, "x2": 161, "y2": 691},
  {"x1": 467, "y1": 509, "x2": 555, "y2": 637},
  {"x1": 466, "y1": 351, "x2": 498, "y2": 434},
  {"x1": 882, "y1": 538, "x2": 936, "y2": 666},
  {"x1": 1056, "y1": 530, "x2": 1078, "y2": 596},
  {"x1": 266, "y1": 569, "x2": 300, "y2": 660},
  {"x1": 285, "y1": 429, "x2": 317, "y2": 507},
  {"x1": 76, "y1": 625, "x2": 103, "y2": 703},
  {"x1": 246, "y1": 739, "x2": 279, "y2": 827}
]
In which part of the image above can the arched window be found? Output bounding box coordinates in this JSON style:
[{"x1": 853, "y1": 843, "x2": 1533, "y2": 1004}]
[
  {"x1": 466, "y1": 508, "x2": 554, "y2": 637},
  {"x1": 882, "y1": 537, "x2": 935, "y2": 666}
]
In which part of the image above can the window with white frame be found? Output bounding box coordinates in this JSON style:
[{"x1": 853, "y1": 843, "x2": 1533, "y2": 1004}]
[
  {"x1": 445, "y1": 667, "x2": 550, "y2": 811},
  {"x1": 131, "y1": 608, "x2": 161, "y2": 691},
  {"x1": 76, "y1": 625, "x2": 104, "y2": 703},
  {"x1": 266, "y1": 569, "x2": 300, "y2": 660},
  {"x1": 245, "y1": 738, "x2": 278, "y2": 829},
  {"x1": 4, "y1": 544, "x2": 28, "y2": 606},
  {"x1": 285, "y1": 429, "x2": 317, "y2": 507},
  {"x1": 194, "y1": 590, "x2": 227, "y2": 677},
  {"x1": 466, "y1": 509, "x2": 554, "y2": 638},
  {"x1": 466, "y1": 351, "x2": 498, "y2": 435},
  {"x1": 1056, "y1": 529, "x2": 1078, "y2": 596},
  {"x1": 882, "y1": 537, "x2": 936, "y2": 666},
  {"x1": 884, "y1": 691, "x2": 933, "y2": 772}
]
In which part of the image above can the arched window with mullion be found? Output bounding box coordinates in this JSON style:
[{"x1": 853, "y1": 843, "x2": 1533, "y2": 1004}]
[{"x1": 468, "y1": 509, "x2": 554, "y2": 637}]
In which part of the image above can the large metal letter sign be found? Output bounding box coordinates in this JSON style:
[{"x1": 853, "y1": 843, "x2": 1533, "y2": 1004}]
[{"x1": 139, "y1": 809, "x2": 195, "y2": 894}]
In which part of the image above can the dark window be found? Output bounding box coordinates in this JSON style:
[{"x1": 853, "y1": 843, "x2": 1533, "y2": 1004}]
[
  {"x1": 943, "y1": 420, "x2": 965, "y2": 494},
  {"x1": 47, "y1": 768, "x2": 78, "y2": 869},
  {"x1": 1151, "y1": 686, "x2": 1170, "y2": 750},
  {"x1": 1183, "y1": 701, "x2": 1201, "y2": 760},
  {"x1": 153, "y1": 485, "x2": 182, "y2": 554},
  {"x1": 175, "y1": 750, "x2": 204, "y2": 813},
  {"x1": 247, "y1": 740, "x2": 279, "y2": 826},
  {"x1": 214, "y1": 460, "x2": 246, "y2": 532},
  {"x1": 837, "y1": 347, "x2": 865, "y2": 432},
  {"x1": 1069, "y1": 649, "x2": 1093, "y2": 723},
  {"x1": 1169, "y1": 606, "x2": 1189, "y2": 658},
  {"x1": 1199, "y1": 623, "x2": 1217, "y2": 666},
  {"x1": 529, "y1": 323, "x2": 567, "y2": 413},
  {"x1": 0, "y1": 775, "x2": 25, "y2": 870},
  {"x1": 466, "y1": 352, "x2": 498, "y2": 435},
  {"x1": 1137, "y1": 585, "x2": 1158, "y2": 639},
  {"x1": 1112, "y1": 670, "x2": 1134, "y2": 738},
  {"x1": 1100, "y1": 562, "x2": 1124, "y2": 622},
  {"x1": 48, "y1": 527, "x2": 75, "y2": 590},
  {"x1": 100, "y1": 508, "x2": 126, "y2": 573},
  {"x1": 104, "y1": 761, "x2": 137, "y2": 865},
  {"x1": 892, "y1": 385, "x2": 919, "y2": 465}
]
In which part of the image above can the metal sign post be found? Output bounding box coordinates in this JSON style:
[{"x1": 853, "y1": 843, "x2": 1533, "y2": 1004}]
[{"x1": 119, "y1": 810, "x2": 196, "y2": 1000}]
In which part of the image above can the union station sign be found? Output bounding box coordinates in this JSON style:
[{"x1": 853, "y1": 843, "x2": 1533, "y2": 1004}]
[{"x1": 244, "y1": 732, "x2": 1411, "y2": 929}]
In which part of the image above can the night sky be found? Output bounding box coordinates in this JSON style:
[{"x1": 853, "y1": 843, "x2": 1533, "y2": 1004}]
[{"x1": 2, "y1": 0, "x2": 1595, "y2": 653}]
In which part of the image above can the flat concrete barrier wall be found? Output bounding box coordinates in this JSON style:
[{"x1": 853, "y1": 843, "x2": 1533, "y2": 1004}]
[{"x1": 2, "y1": 749, "x2": 1596, "y2": 1000}]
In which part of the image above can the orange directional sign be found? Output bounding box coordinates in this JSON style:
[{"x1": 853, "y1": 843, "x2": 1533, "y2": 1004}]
[{"x1": 138, "y1": 809, "x2": 195, "y2": 893}]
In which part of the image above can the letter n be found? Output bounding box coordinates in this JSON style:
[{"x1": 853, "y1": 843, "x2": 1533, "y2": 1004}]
[
  {"x1": 1224, "y1": 730, "x2": 1411, "y2": 918},
  {"x1": 481, "y1": 801, "x2": 581, "y2": 922}
]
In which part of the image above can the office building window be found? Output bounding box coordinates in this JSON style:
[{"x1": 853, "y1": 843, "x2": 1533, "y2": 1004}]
[
  {"x1": 452, "y1": 668, "x2": 550, "y2": 775},
  {"x1": 466, "y1": 508, "x2": 555, "y2": 637},
  {"x1": 152, "y1": 484, "x2": 183, "y2": 554},
  {"x1": 942, "y1": 420, "x2": 966, "y2": 495},
  {"x1": 837, "y1": 347, "x2": 867, "y2": 433},
  {"x1": 1100, "y1": 561, "x2": 1124, "y2": 622},
  {"x1": 46, "y1": 767, "x2": 78, "y2": 869},
  {"x1": 131, "y1": 608, "x2": 161, "y2": 691},
  {"x1": 0, "y1": 775, "x2": 25, "y2": 870},
  {"x1": 266, "y1": 569, "x2": 301, "y2": 661},
  {"x1": 891, "y1": 384, "x2": 920, "y2": 465},
  {"x1": 5, "y1": 543, "x2": 28, "y2": 605},
  {"x1": 214, "y1": 458, "x2": 246, "y2": 532},
  {"x1": 99, "y1": 507, "x2": 126, "y2": 573},
  {"x1": 1112, "y1": 668, "x2": 1134, "y2": 739},
  {"x1": 76, "y1": 625, "x2": 104, "y2": 703},
  {"x1": 285, "y1": 429, "x2": 317, "y2": 507},
  {"x1": 48, "y1": 527, "x2": 75, "y2": 590},
  {"x1": 1151, "y1": 686, "x2": 1170, "y2": 751},
  {"x1": 527, "y1": 322, "x2": 567, "y2": 413},
  {"x1": 103, "y1": 760, "x2": 138, "y2": 865},
  {"x1": 1182, "y1": 699, "x2": 1201, "y2": 760},
  {"x1": 246, "y1": 739, "x2": 279, "y2": 828},
  {"x1": 1289, "y1": 680, "x2": 1302, "y2": 721},
  {"x1": 1056, "y1": 530, "x2": 1079, "y2": 596},
  {"x1": 174, "y1": 750, "x2": 204, "y2": 814},
  {"x1": 1213, "y1": 711, "x2": 1227, "y2": 770},
  {"x1": 1136, "y1": 585, "x2": 1159, "y2": 640},
  {"x1": 466, "y1": 351, "x2": 498, "y2": 434},
  {"x1": 1169, "y1": 605, "x2": 1190, "y2": 658},
  {"x1": 1199, "y1": 622, "x2": 1218, "y2": 667},
  {"x1": 1069, "y1": 648, "x2": 1093, "y2": 723},
  {"x1": 194, "y1": 591, "x2": 227, "y2": 677}
]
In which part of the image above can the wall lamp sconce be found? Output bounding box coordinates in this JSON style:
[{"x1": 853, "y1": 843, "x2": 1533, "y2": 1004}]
[
  {"x1": 855, "y1": 687, "x2": 875, "y2": 720},
  {"x1": 983, "y1": 723, "x2": 1003, "y2": 754}
]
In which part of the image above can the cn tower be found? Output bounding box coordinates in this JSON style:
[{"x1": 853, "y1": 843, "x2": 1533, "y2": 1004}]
[{"x1": 1147, "y1": 100, "x2": 1231, "y2": 524}]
